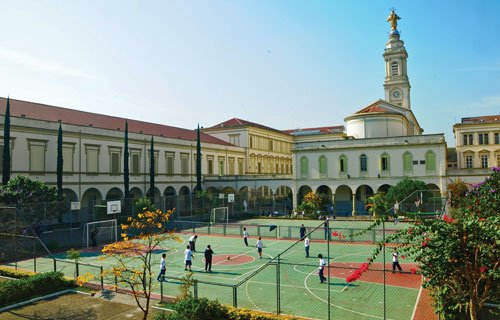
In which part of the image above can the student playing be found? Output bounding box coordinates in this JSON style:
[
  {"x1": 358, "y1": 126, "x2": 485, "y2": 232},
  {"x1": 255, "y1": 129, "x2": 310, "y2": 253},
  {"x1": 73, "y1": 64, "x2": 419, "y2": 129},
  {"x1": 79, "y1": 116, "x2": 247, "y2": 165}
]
[
  {"x1": 300, "y1": 224, "x2": 306, "y2": 240},
  {"x1": 304, "y1": 236, "x2": 310, "y2": 258},
  {"x1": 243, "y1": 227, "x2": 249, "y2": 247},
  {"x1": 188, "y1": 234, "x2": 198, "y2": 252},
  {"x1": 157, "y1": 253, "x2": 167, "y2": 282},
  {"x1": 184, "y1": 245, "x2": 194, "y2": 271},
  {"x1": 318, "y1": 254, "x2": 327, "y2": 283},
  {"x1": 204, "y1": 245, "x2": 215, "y2": 272},
  {"x1": 392, "y1": 249, "x2": 402, "y2": 273},
  {"x1": 256, "y1": 237, "x2": 263, "y2": 259}
]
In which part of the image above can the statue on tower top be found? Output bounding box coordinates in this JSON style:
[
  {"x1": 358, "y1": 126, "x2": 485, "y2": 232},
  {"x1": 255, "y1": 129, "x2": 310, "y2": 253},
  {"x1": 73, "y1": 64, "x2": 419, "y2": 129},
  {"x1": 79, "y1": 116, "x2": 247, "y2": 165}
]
[{"x1": 386, "y1": 10, "x2": 401, "y2": 31}]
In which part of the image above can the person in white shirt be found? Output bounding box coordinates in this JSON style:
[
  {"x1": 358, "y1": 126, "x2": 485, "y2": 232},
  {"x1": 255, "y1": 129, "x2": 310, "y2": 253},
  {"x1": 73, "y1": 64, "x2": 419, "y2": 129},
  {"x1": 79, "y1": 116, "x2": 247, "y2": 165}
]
[
  {"x1": 392, "y1": 249, "x2": 402, "y2": 273},
  {"x1": 188, "y1": 234, "x2": 198, "y2": 252},
  {"x1": 184, "y1": 245, "x2": 194, "y2": 271},
  {"x1": 157, "y1": 253, "x2": 166, "y2": 282},
  {"x1": 318, "y1": 253, "x2": 327, "y2": 283},
  {"x1": 256, "y1": 237, "x2": 263, "y2": 259},
  {"x1": 304, "y1": 237, "x2": 310, "y2": 258},
  {"x1": 243, "y1": 227, "x2": 249, "y2": 247}
]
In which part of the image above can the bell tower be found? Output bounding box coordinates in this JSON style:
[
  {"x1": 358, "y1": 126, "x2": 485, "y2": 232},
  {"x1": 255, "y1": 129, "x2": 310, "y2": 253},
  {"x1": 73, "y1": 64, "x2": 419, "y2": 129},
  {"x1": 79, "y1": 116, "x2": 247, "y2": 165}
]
[{"x1": 383, "y1": 10, "x2": 411, "y2": 110}]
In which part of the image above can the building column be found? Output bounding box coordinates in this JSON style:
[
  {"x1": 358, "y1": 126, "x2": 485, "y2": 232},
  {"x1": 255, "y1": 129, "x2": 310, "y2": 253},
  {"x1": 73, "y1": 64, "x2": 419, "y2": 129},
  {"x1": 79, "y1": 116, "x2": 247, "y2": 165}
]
[
  {"x1": 352, "y1": 193, "x2": 357, "y2": 216},
  {"x1": 331, "y1": 193, "x2": 335, "y2": 216}
]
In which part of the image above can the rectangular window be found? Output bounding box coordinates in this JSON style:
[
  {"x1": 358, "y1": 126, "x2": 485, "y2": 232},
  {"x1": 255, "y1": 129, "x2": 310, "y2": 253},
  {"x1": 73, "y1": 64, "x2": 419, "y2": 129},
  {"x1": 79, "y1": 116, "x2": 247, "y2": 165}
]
[
  {"x1": 166, "y1": 152, "x2": 174, "y2": 175},
  {"x1": 360, "y1": 156, "x2": 367, "y2": 172},
  {"x1": 479, "y1": 133, "x2": 489, "y2": 145},
  {"x1": 403, "y1": 153, "x2": 412, "y2": 173},
  {"x1": 218, "y1": 156, "x2": 225, "y2": 176},
  {"x1": 381, "y1": 156, "x2": 389, "y2": 171},
  {"x1": 86, "y1": 145, "x2": 99, "y2": 173},
  {"x1": 228, "y1": 157, "x2": 235, "y2": 175},
  {"x1": 465, "y1": 155, "x2": 473, "y2": 169},
  {"x1": 207, "y1": 156, "x2": 214, "y2": 175},
  {"x1": 269, "y1": 140, "x2": 273, "y2": 151},
  {"x1": 62, "y1": 143, "x2": 74, "y2": 173},
  {"x1": 339, "y1": 158, "x2": 345, "y2": 173},
  {"x1": 238, "y1": 158, "x2": 244, "y2": 175},
  {"x1": 110, "y1": 152, "x2": 120, "y2": 173},
  {"x1": 495, "y1": 133, "x2": 499, "y2": 144},
  {"x1": 480, "y1": 154, "x2": 488, "y2": 168},
  {"x1": 29, "y1": 140, "x2": 46, "y2": 173},
  {"x1": 181, "y1": 153, "x2": 189, "y2": 175},
  {"x1": 250, "y1": 136, "x2": 254, "y2": 148},
  {"x1": 131, "y1": 153, "x2": 140, "y2": 174},
  {"x1": 463, "y1": 134, "x2": 473, "y2": 145}
]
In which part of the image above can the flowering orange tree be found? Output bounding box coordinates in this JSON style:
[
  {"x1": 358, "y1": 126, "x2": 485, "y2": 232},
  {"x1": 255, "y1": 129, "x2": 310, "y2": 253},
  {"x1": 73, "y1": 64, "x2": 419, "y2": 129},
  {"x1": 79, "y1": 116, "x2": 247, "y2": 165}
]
[
  {"x1": 298, "y1": 191, "x2": 326, "y2": 215},
  {"x1": 363, "y1": 168, "x2": 499, "y2": 320},
  {"x1": 101, "y1": 200, "x2": 181, "y2": 320}
]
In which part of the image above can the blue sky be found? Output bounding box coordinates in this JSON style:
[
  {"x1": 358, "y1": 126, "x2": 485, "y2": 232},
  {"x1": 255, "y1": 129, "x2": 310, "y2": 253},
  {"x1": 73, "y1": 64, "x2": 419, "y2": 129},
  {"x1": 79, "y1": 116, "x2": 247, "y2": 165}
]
[{"x1": 0, "y1": 1, "x2": 499, "y2": 146}]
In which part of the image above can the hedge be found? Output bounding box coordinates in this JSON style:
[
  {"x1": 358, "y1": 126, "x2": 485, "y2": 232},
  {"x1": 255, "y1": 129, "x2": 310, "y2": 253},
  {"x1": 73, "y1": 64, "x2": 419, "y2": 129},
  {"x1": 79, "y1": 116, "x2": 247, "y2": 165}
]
[
  {"x1": 155, "y1": 297, "x2": 303, "y2": 320},
  {"x1": 0, "y1": 266, "x2": 35, "y2": 279},
  {"x1": 0, "y1": 271, "x2": 76, "y2": 308}
]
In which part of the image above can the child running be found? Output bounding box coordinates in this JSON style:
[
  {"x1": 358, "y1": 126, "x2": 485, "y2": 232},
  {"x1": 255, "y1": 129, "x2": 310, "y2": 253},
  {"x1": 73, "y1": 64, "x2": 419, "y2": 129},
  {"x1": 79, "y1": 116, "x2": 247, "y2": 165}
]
[
  {"x1": 318, "y1": 254, "x2": 327, "y2": 283},
  {"x1": 243, "y1": 227, "x2": 249, "y2": 247}
]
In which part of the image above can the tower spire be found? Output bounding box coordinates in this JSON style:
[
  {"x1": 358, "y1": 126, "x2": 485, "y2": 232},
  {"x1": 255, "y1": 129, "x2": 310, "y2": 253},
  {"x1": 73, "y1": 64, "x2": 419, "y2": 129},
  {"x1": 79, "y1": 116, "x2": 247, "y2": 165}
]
[{"x1": 383, "y1": 10, "x2": 411, "y2": 109}]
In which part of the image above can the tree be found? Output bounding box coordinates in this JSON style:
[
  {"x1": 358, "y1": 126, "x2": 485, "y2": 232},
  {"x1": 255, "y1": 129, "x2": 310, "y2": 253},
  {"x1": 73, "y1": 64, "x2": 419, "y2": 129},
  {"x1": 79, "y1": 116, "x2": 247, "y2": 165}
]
[
  {"x1": 0, "y1": 175, "x2": 58, "y2": 205},
  {"x1": 366, "y1": 168, "x2": 499, "y2": 320},
  {"x1": 195, "y1": 124, "x2": 202, "y2": 192},
  {"x1": 297, "y1": 191, "x2": 326, "y2": 215},
  {"x1": 101, "y1": 199, "x2": 180, "y2": 320},
  {"x1": 56, "y1": 123, "x2": 63, "y2": 199},
  {"x1": 385, "y1": 178, "x2": 426, "y2": 208},
  {"x1": 2, "y1": 97, "x2": 11, "y2": 185},
  {"x1": 124, "y1": 121, "x2": 130, "y2": 199},
  {"x1": 148, "y1": 137, "x2": 155, "y2": 199},
  {"x1": 366, "y1": 193, "x2": 388, "y2": 218}
]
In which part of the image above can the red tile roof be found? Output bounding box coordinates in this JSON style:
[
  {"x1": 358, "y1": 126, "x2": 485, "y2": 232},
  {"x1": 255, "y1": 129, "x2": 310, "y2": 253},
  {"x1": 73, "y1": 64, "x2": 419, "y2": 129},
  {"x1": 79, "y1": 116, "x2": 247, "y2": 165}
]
[
  {"x1": 207, "y1": 118, "x2": 285, "y2": 134},
  {"x1": 355, "y1": 101, "x2": 399, "y2": 115},
  {"x1": 0, "y1": 97, "x2": 232, "y2": 146},
  {"x1": 461, "y1": 115, "x2": 500, "y2": 124},
  {"x1": 282, "y1": 125, "x2": 345, "y2": 136}
]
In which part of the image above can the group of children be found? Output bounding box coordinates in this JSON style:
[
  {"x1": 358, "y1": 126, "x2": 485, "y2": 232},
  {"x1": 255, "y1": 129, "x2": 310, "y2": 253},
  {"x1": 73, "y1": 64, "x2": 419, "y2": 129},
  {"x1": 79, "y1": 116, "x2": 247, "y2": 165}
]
[{"x1": 157, "y1": 224, "x2": 404, "y2": 284}]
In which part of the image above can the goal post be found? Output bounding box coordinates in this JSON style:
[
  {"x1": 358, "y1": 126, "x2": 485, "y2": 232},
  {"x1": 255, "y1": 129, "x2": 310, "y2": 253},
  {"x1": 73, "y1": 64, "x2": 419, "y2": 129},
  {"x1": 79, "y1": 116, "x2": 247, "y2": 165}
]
[
  {"x1": 210, "y1": 207, "x2": 229, "y2": 225},
  {"x1": 83, "y1": 219, "x2": 118, "y2": 248}
]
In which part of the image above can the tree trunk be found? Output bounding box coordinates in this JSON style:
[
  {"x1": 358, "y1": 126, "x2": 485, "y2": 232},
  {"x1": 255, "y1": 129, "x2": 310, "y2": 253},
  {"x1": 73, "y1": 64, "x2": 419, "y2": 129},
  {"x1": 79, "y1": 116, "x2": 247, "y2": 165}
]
[{"x1": 469, "y1": 297, "x2": 478, "y2": 320}]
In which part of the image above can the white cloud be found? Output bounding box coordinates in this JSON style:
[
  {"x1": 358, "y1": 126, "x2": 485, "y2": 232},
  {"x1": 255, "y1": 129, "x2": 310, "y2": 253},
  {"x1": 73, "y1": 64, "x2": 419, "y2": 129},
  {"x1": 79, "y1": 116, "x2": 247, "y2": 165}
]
[{"x1": 0, "y1": 47, "x2": 94, "y2": 79}]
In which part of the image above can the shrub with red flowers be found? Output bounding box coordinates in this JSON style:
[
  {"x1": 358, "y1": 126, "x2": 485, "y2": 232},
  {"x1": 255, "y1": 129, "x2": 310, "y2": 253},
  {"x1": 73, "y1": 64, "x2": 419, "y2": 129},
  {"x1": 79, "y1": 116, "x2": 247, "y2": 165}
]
[{"x1": 364, "y1": 168, "x2": 499, "y2": 320}]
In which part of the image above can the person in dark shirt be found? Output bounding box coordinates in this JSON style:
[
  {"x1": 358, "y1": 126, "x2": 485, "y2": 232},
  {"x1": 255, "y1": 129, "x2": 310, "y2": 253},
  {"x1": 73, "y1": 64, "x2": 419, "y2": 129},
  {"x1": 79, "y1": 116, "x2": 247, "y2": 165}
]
[
  {"x1": 204, "y1": 245, "x2": 215, "y2": 272},
  {"x1": 300, "y1": 224, "x2": 306, "y2": 240}
]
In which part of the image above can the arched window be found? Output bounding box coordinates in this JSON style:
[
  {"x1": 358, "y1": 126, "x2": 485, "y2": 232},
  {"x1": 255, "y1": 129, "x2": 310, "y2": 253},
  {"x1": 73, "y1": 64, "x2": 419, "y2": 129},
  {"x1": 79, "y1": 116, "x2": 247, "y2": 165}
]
[
  {"x1": 339, "y1": 155, "x2": 348, "y2": 174},
  {"x1": 300, "y1": 156, "x2": 309, "y2": 178},
  {"x1": 425, "y1": 150, "x2": 436, "y2": 172},
  {"x1": 360, "y1": 154, "x2": 367, "y2": 172},
  {"x1": 381, "y1": 153, "x2": 390, "y2": 173},
  {"x1": 391, "y1": 61, "x2": 399, "y2": 76},
  {"x1": 319, "y1": 155, "x2": 328, "y2": 178},
  {"x1": 403, "y1": 152, "x2": 413, "y2": 174}
]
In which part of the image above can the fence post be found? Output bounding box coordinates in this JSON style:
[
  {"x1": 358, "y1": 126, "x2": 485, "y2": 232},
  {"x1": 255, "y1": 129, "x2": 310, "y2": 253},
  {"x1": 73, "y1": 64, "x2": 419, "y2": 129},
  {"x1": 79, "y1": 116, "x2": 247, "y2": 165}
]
[
  {"x1": 257, "y1": 226, "x2": 261, "y2": 236},
  {"x1": 76, "y1": 262, "x2": 79, "y2": 278},
  {"x1": 233, "y1": 286, "x2": 237, "y2": 307},
  {"x1": 160, "y1": 280, "x2": 164, "y2": 302},
  {"x1": 33, "y1": 240, "x2": 37, "y2": 273},
  {"x1": 349, "y1": 228, "x2": 354, "y2": 242},
  {"x1": 276, "y1": 255, "x2": 281, "y2": 314},
  {"x1": 372, "y1": 228, "x2": 376, "y2": 243},
  {"x1": 100, "y1": 266, "x2": 104, "y2": 290},
  {"x1": 223, "y1": 224, "x2": 226, "y2": 236},
  {"x1": 53, "y1": 258, "x2": 56, "y2": 272},
  {"x1": 115, "y1": 275, "x2": 118, "y2": 292},
  {"x1": 193, "y1": 280, "x2": 198, "y2": 299}
]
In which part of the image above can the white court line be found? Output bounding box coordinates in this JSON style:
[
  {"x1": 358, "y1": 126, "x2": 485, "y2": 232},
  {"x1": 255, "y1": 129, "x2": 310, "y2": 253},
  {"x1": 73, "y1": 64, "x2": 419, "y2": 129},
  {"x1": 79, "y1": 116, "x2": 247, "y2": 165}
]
[
  {"x1": 303, "y1": 267, "x2": 395, "y2": 320},
  {"x1": 411, "y1": 279, "x2": 424, "y2": 320}
]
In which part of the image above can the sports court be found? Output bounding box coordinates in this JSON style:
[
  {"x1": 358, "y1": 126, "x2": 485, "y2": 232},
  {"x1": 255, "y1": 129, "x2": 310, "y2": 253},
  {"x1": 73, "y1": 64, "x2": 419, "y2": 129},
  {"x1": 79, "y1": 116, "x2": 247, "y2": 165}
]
[{"x1": 5, "y1": 218, "x2": 428, "y2": 320}]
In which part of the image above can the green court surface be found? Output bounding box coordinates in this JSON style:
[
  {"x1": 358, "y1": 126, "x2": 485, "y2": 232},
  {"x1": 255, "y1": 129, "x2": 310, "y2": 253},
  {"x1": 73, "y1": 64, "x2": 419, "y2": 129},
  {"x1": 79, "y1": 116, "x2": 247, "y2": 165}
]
[{"x1": 4, "y1": 219, "x2": 423, "y2": 320}]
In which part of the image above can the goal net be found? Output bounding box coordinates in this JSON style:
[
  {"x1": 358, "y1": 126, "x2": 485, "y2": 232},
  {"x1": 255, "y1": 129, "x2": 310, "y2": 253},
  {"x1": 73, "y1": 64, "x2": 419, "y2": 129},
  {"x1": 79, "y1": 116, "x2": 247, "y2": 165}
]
[
  {"x1": 210, "y1": 207, "x2": 229, "y2": 225},
  {"x1": 83, "y1": 219, "x2": 118, "y2": 248}
]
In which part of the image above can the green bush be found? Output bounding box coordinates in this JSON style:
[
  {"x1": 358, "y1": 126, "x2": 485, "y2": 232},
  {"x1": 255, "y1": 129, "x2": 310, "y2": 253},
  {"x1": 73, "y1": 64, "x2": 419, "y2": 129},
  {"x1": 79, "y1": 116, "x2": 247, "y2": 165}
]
[
  {"x1": 0, "y1": 266, "x2": 34, "y2": 279},
  {"x1": 0, "y1": 271, "x2": 75, "y2": 307},
  {"x1": 166, "y1": 296, "x2": 228, "y2": 320}
]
